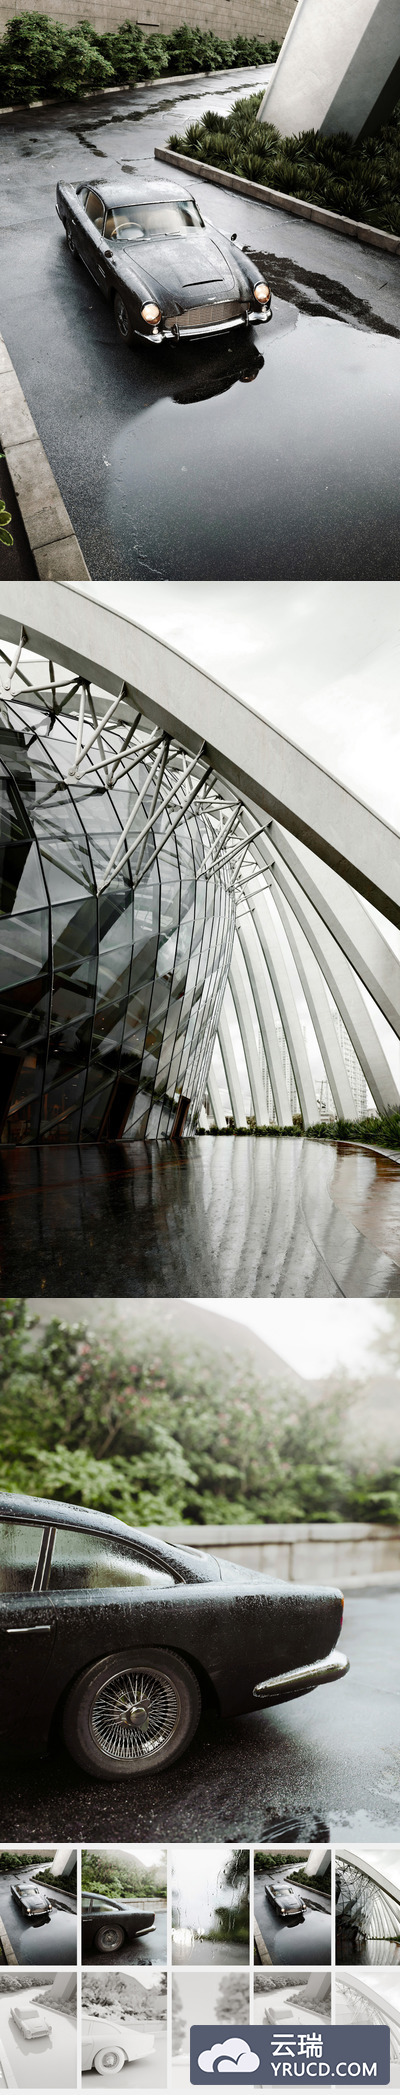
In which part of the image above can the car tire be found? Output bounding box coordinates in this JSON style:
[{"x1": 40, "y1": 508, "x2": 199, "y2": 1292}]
[
  {"x1": 93, "y1": 2047, "x2": 126, "y2": 2076},
  {"x1": 114, "y1": 294, "x2": 135, "y2": 346},
  {"x1": 62, "y1": 1645, "x2": 202, "y2": 1779},
  {"x1": 94, "y1": 1923, "x2": 126, "y2": 1954}
]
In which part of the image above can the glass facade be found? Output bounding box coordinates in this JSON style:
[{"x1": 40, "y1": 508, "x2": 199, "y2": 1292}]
[{"x1": 0, "y1": 705, "x2": 235, "y2": 1145}]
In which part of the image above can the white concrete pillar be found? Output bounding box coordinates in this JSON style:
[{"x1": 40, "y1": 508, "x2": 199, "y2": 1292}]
[
  {"x1": 258, "y1": 0, "x2": 400, "y2": 142},
  {"x1": 229, "y1": 938, "x2": 270, "y2": 1126}
]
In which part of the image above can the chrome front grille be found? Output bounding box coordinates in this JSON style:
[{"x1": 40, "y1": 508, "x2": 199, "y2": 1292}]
[{"x1": 165, "y1": 299, "x2": 247, "y2": 331}]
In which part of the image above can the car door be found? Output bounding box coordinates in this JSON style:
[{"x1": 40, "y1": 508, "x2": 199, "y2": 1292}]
[
  {"x1": 78, "y1": 188, "x2": 106, "y2": 286},
  {"x1": 0, "y1": 1520, "x2": 56, "y2": 1736}
]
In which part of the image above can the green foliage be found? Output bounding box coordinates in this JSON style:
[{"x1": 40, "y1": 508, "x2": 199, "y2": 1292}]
[
  {"x1": 0, "y1": 1850, "x2": 54, "y2": 1872},
  {"x1": 82, "y1": 1848, "x2": 166, "y2": 1900},
  {"x1": 1, "y1": 1299, "x2": 400, "y2": 1527},
  {"x1": 0, "y1": 491, "x2": 13, "y2": 548},
  {"x1": 169, "y1": 88, "x2": 400, "y2": 237},
  {"x1": 307, "y1": 1109, "x2": 400, "y2": 1148},
  {"x1": 0, "y1": 14, "x2": 280, "y2": 105}
]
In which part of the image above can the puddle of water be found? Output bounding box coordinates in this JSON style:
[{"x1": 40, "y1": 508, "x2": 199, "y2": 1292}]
[{"x1": 104, "y1": 305, "x2": 400, "y2": 578}]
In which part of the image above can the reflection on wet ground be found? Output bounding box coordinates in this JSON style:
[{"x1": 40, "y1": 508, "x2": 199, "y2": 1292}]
[
  {"x1": 1, "y1": 64, "x2": 400, "y2": 578},
  {"x1": 336, "y1": 1926, "x2": 400, "y2": 1968},
  {"x1": 0, "y1": 1136, "x2": 399, "y2": 1297},
  {"x1": 254, "y1": 1879, "x2": 331, "y2": 1967}
]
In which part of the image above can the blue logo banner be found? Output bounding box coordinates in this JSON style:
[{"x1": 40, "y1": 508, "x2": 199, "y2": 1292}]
[{"x1": 189, "y1": 2024, "x2": 390, "y2": 2085}]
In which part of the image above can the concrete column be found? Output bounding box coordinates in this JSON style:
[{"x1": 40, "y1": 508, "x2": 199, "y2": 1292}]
[
  {"x1": 237, "y1": 914, "x2": 293, "y2": 1125},
  {"x1": 269, "y1": 856, "x2": 399, "y2": 1113},
  {"x1": 207, "y1": 1060, "x2": 226, "y2": 1130},
  {"x1": 258, "y1": 0, "x2": 400, "y2": 142},
  {"x1": 218, "y1": 1002, "x2": 247, "y2": 1129},
  {"x1": 272, "y1": 892, "x2": 358, "y2": 1119},
  {"x1": 229, "y1": 937, "x2": 270, "y2": 1126},
  {"x1": 252, "y1": 895, "x2": 318, "y2": 1128}
]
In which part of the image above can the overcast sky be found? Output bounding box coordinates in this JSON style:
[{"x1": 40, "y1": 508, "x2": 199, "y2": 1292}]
[
  {"x1": 86, "y1": 583, "x2": 400, "y2": 829},
  {"x1": 194, "y1": 1302, "x2": 392, "y2": 1378}
]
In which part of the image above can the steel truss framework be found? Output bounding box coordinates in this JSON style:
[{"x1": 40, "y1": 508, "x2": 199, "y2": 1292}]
[
  {"x1": 336, "y1": 1854, "x2": 400, "y2": 1966},
  {"x1": 335, "y1": 1977, "x2": 400, "y2": 2060},
  {"x1": 0, "y1": 588, "x2": 399, "y2": 1146}
]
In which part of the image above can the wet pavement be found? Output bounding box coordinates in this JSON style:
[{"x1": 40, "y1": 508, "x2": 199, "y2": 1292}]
[
  {"x1": 254, "y1": 1878, "x2": 331, "y2": 1966},
  {"x1": 1, "y1": 1593, "x2": 399, "y2": 1844},
  {"x1": 0, "y1": 1868, "x2": 77, "y2": 1965},
  {"x1": 1, "y1": 69, "x2": 400, "y2": 577},
  {"x1": 0, "y1": 1136, "x2": 399, "y2": 1297}
]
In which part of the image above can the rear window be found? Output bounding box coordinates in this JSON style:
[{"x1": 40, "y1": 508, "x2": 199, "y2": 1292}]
[
  {"x1": 0, "y1": 1521, "x2": 42, "y2": 1593},
  {"x1": 49, "y1": 1527, "x2": 175, "y2": 1591}
]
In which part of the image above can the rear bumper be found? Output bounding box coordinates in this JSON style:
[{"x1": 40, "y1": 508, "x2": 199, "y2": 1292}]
[{"x1": 253, "y1": 1649, "x2": 349, "y2": 1705}]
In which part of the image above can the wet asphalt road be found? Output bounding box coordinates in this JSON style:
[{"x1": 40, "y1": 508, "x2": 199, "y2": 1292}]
[
  {"x1": 1, "y1": 1593, "x2": 399, "y2": 1845},
  {"x1": 1, "y1": 68, "x2": 400, "y2": 579},
  {"x1": 0, "y1": 1868, "x2": 77, "y2": 1965},
  {"x1": 254, "y1": 1879, "x2": 331, "y2": 1966},
  {"x1": 1, "y1": 1136, "x2": 400, "y2": 1297}
]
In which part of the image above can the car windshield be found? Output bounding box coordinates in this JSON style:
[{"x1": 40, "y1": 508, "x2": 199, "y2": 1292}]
[{"x1": 104, "y1": 200, "x2": 204, "y2": 242}]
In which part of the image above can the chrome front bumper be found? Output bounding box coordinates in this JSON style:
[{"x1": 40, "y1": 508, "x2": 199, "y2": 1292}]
[
  {"x1": 143, "y1": 309, "x2": 273, "y2": 344},
  {"x1": 253, "y1": 1650, "x2": 349, "y2": 1703}
]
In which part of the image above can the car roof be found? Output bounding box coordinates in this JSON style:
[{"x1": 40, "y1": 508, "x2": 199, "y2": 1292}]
[
  {"x1": 0, "y1": 1488, "x2": 218, "y2": 1584},
  {"x1": 82, "y1": 179, "x2": 194, "y2": 205}
]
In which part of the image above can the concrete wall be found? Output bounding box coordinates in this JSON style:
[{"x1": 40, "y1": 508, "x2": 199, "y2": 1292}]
[
  {"x1": 0, "y1": 0, "x2": 293, "y2": 47},
  {"x1": 155, "y1": 1522, "x2": 400, "y2": 1584}
]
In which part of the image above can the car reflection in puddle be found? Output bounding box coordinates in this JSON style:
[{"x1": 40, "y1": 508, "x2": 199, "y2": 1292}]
[{"x1": 105, "y1": 297, "x2": 400, "y2": 578}]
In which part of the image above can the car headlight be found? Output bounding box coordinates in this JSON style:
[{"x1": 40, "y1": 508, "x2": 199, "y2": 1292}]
[
  {"x1": 254, "y1": 282, "x2": 271, "y2": 304},
  {"x1": 141, "y1": 302, "x2": 161, "y2": 324}
]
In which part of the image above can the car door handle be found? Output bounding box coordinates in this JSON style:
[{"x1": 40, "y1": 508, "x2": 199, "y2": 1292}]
[{"x1": 6, "y1": 1625, "x2": 52, "y2": 1634}]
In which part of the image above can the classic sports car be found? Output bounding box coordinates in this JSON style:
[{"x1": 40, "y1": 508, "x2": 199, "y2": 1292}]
[
  {"x1": 55, "y1": 176, "x2": 272, "y2": 345},
  {"x1": 82, "y1": 1890, "x2": 155, "y2": 1956},
  {"x1": 266, "y1": 1883, "x2": 305, "y2": 1922},
  {"x1": 82, "y1": 2014, "x2": 154, "y2": 2076},
  {"x1": 10, "y1": 2002, "x2": 51, "y2": 2040},
  {"x1": 0, "y1": 1490, "x2": 348, "y2": 1781},
  {"x1": 11, "y1": 1880, "x2": 51, "y2": 1922}
]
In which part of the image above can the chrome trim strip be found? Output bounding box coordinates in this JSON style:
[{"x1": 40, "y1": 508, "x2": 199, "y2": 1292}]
[
  {"x1": 6, "y1": 1625, "x2": 52, "y2": 1634},
  {"x1": 253, "y1": 1650, "x2": 349, "y2": 1699}
]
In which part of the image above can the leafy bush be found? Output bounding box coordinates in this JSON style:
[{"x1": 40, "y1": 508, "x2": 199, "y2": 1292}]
[
  {"x1": 169, "y1": 88, "x2": 400, "y2": 236},
  {"x1": 1, "y1": 1299, "x2": 400, "y2": 1526},
  {"x1": 0, "y1": 13, "x2": 279, "y2": 104}
]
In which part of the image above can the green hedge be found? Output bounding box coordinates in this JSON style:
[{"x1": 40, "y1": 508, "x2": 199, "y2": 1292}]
[
  {"x1": 203, "y1": 1110, "x2": 400, "y2": 1148},
  {"x1": 0, "y1": 14, "x2": 280, "y2": 104},
  {"x1": 1, "y1": 1299, "x2": 400, "y2": 1526},
  {"x1": 169, "y1": 89, "x2": 400, "y2": 236}
]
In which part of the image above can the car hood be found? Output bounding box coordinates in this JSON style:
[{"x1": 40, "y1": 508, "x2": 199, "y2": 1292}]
[{"x1": 120, "y1": 233, "x2": 240, "y2": 297}]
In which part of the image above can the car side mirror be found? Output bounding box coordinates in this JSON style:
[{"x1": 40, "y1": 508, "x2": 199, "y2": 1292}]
[{"x1": 231, "y1": 232, "x2": 237, "y2": 242}]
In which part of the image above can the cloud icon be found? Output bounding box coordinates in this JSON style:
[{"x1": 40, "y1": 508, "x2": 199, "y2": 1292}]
[{"x1": 197, "y1": 2039, "x2": 260, "y2": 2075}]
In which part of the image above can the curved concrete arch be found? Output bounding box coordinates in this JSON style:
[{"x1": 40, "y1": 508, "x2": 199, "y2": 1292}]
[
  {"x1": 228, "y1": 937, "x2": 269, "y2": 1126},
  {"x1": 236, "y1": 914, "x2": 292, "y2": 1125},
  {"x1": 269, "y1": 820, "x2": 400, "y2": 1042},
  {"x1": 251, "y1": 895, "x2": 318, "y2": 1129},
  {"x1": 218, "y1": 1002, "x2": 247, "y2": 1129},
  {"x1": 270, "y1": 892, "x2": 357, "y2": 1119},
  {"x1": 267, "y1": 855, "x2": 399, "y2": 1114},
  {"x1": 4, "y1": 584, "x2": 400, "y2": 932}
]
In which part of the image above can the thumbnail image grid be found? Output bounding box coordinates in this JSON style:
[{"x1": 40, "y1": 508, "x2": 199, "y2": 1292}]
[{"x1": 0, "y1": 1840, "x2": 399, "y2": 2086}]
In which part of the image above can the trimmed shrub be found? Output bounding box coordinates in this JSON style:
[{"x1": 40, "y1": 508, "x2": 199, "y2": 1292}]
[
  {"x1": 0, "y1": 13, "x2": 280, "y2": 104},
  {"x1": 169, "y1": 88, "x2": 400, "y2": 236}
]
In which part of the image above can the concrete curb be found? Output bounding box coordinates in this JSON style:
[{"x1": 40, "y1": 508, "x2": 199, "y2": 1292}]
[
  {"x1": 0, "y1": 63, "x2": 272, "y2": 118},
  {"x1": 0, "y1": 334, "x2": 89, "y2": 579},
  {"x1": 333, "y1": 1138, "x2": 400, "y2": 1165},
  {"x1": 0, "y1": 1916, "x2": 17, "y2": 1965},
  {"x1": 155, "y1": 146, "x2": 400, "y2": 255}
]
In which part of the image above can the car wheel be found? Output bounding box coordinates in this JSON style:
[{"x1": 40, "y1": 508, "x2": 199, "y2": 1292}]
[
  {"x1": 114, "y1": 294, "x2": 135, "y2": 346},
  {"x1": 62, "y1": 1645, "x2": 202, "y2": 1779},
  {"x1": 93, "y1": 2047, "x2": 126, "y2": 2076},
  {"x1": 94, "y1": 1923, "x2": 126, "y2": 1954}
]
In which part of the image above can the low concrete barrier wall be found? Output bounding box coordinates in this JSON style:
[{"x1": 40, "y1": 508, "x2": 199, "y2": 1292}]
[
  {"x1": 154, "y1": 1522, "x2": 400, "y2": 1583},
  {"x1": 0, "y1": 0, "x2": 294, "y2": 44}
]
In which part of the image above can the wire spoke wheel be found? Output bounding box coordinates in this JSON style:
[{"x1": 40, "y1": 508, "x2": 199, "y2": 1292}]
[{"x1": 91, "y1": 1665, "x2": 181, "y2": 1762}]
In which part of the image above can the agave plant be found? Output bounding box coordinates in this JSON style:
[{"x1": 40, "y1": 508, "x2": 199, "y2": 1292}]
[{"x1": 0, "y1": 491, "x2": 13, "y2": 548}]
